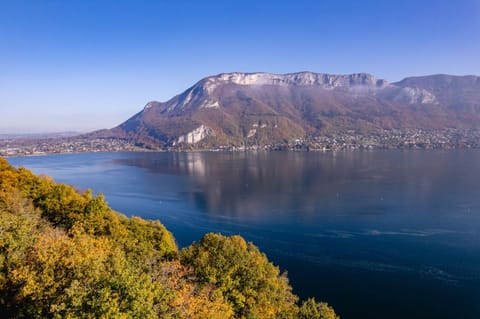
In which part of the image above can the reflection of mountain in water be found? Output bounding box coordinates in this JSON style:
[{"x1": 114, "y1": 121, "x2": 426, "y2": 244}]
[{"x1": 111, "y1": 151, "x2": 480, "y2": 220}]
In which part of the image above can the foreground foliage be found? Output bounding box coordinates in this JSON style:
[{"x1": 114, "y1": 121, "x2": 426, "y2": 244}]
[{"x1": 0, "y1": 157, "x2": 338, "y2": 318}]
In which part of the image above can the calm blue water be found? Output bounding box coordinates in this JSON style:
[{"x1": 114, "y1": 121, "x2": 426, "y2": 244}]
[{"x1": 7, "y1": 151, "x2": 480, "y2": 319}]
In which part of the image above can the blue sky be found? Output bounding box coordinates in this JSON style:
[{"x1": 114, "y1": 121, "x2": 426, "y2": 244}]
[{"x1": 1, "y1": 0, "x2": 479, "y2": 133}]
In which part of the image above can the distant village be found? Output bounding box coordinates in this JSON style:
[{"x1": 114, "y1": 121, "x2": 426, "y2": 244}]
[
  {"x1": 1, "y1": 128, "x2": 480, "y2": 157},
  {"x1": 0, "y1": 137, "x2": 141, "y2": 157}
]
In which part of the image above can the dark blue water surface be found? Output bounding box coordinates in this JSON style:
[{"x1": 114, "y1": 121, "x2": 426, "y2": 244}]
[{"x1": 8, "y1": 151, "x2": 480, "y2": 319}]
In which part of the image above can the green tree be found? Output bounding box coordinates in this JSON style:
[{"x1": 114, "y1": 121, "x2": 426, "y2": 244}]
[
  {"x1": 181, "y1": 233, "x2": 298, "y2": 319},
  {"x1": 7, "y1": 225, "x2": 165, "y2": 319},
  {"x1": 299, "y1": 298, "x2": 340, "y2": 319},
  {"x1": 0, "y1": 189, "x2": 45, "y2": 317}
]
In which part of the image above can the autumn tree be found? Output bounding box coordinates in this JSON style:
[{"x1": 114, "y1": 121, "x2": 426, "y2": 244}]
[
  {"x1": 299, "y1": 298, "x2": 340, "y2": 319},
  {"x1": 181, "y1": 233, "x2": 298, "y2": 319}
]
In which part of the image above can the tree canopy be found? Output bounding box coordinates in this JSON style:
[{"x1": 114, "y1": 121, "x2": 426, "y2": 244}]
[{"x1": 0, "y1": 157, "x2": 339, "y2": 318}]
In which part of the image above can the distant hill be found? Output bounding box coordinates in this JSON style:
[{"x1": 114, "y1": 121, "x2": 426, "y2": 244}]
[
  {"x1": 89, "y1": 72, "x2": 480, "y2": 149},
  {"x1": 0, "y1": 132, "x2": 81, "y2": 140}
]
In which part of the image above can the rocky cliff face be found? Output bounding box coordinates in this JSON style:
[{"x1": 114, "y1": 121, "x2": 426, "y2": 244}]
[
  {"x1": 163, "y1": 72, "x2": 390, "y2": 114},
  {"x1": 92, "y1": 72, "x2": 480, "y2": 148},
  {"x1": 203, "y1": 72, "x2": 388, "y2": 88},
  {"x1": 173, "y1": 125, "x2": 213, "y2": 145}
]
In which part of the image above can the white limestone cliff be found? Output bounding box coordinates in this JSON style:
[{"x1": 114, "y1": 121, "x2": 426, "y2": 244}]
[{"x1": 174, "y1": 125, "x2": 212, "y2": 145}]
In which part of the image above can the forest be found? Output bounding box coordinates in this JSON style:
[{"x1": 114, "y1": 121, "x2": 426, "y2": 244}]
[{"x1": 0, "y1": 157, "x2": 338, "y2": 319}]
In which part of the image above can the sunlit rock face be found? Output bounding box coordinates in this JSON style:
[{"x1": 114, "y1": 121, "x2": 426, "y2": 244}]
[{"x1": 174, "y1": 125, "x2": 212, "y2": 145}]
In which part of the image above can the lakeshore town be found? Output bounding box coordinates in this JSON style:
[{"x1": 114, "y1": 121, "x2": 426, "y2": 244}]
[{"x1": 1, "y1": 129, "x2": 480, "y2": 157}]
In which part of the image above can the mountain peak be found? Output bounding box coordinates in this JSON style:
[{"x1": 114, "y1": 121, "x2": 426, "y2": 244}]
[{"x1": 159, "y1": 71, "x2": 390, "y2": 114}]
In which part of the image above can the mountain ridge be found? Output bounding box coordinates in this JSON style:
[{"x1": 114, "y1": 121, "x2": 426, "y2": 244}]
[{"x1": 89, "y1": 71, "x2": 480, "y2": 149}]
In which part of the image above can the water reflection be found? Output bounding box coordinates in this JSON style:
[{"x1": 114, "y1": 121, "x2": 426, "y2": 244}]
[{"x1": 112, "y1": 151, "x2": 480, "y2": 223}]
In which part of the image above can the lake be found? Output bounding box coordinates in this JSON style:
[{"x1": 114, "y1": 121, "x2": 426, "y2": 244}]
[{"x1": 7, "y1": 150, "x2": 480, "y2": 319}]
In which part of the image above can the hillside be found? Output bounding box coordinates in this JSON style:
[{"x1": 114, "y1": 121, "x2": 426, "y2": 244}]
[
  {"x1": 89, "y1": 72, "x2": 480, "y2": 149},
  {"x1": 0, "y1": 158, "x2": 338, "y2": 319}
]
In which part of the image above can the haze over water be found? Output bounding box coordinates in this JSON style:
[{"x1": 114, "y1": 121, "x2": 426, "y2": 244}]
[{"x1": 8, "y1": 150, "x2": 480, "y2": 319}]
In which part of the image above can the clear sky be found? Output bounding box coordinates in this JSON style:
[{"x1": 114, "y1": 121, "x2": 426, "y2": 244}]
[{"x1": 1, "y1": 0, "x2": 479, "y2": 133}]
